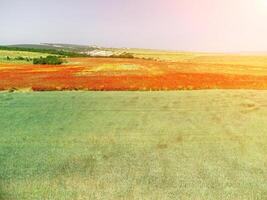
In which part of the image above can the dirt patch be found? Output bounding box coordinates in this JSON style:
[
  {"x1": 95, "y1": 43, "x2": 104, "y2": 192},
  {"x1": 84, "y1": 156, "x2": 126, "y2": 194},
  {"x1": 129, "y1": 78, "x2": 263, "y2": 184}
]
[
  {"x1": 157, "y1": 143, "x2": 168, "y2": 149},
  {"x1": 241, "y1": 103, "x2": 256, "y2": 108},
  {"x1": 240, "y1": 102, "x2": 259, "y2": 113},
  {"x1": 175, "y1": 136, "x2": 183, "y2": 143}
]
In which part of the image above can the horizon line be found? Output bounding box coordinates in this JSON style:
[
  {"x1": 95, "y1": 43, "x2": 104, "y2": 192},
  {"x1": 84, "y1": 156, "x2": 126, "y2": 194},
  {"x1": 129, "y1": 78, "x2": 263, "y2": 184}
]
[{"x1": 2, "y1": 42, "x2": 267, "y2": 55}]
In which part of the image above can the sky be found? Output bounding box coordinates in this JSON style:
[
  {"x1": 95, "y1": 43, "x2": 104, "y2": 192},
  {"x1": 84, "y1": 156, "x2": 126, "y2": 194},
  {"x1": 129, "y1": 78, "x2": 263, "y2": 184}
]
[{"x1": 1, "y1": 0, "x2": 267, "y2": 52}]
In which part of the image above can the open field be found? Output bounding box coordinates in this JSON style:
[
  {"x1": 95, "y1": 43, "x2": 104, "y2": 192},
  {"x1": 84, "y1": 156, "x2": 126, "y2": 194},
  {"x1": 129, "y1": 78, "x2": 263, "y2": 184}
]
[
  {"x1": 124, "y1": 49, "x2": 267, "y2": 64},
  {"x1": 0, "y1": 50, "x2": 51, "y2": 64},
  {"x1": 2, "y1": 49, "x2": 267, "y2": 91},
  {"x1": 1, "y1": 90, "x2": 267, "y2": 199},
  {"x1": 123, "y1": 49, "x2": 207, "y2": 62},
  {"x1": 1, "y1": 48, "x2": 267, "y2": 199},
  {"x1": 2, "y1": 55, "x2": 267, "y2": 90}
]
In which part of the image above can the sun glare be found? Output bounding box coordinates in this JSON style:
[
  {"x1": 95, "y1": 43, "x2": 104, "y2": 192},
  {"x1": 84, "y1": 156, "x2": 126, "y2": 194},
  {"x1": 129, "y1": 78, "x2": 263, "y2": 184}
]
[{"x1": 261, "y1": 0, "x2": 267, "y2": 7}]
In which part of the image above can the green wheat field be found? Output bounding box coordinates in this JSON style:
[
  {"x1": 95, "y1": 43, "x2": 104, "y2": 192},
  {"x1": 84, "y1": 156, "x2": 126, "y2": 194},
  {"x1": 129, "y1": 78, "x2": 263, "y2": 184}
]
[{"x1": 1, "y1": 90, "x2": 267, "y2": 199}]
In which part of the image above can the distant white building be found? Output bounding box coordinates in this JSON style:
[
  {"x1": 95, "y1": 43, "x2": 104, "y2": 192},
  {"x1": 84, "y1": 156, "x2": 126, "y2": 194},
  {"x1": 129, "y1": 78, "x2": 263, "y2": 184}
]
[{"x1": 83, "y1": 50, "x2": 114, "y2": 57}]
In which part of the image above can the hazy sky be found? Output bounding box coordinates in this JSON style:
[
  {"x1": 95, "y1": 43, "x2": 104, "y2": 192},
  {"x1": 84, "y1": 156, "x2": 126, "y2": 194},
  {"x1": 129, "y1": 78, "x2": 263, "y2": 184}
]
[{"x1": 1, "y1": 0, "x2": 267, "y2": 52}]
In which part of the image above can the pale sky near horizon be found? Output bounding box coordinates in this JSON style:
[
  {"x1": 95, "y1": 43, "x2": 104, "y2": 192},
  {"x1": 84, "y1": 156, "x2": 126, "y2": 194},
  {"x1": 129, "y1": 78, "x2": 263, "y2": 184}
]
[{"x1": 1, "y1": 0, "x2": 267, "y2": 52}]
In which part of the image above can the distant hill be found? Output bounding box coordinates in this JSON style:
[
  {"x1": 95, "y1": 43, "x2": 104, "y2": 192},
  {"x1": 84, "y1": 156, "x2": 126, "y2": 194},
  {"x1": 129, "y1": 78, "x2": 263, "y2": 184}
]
[
  {"x1": 2, "y1": 43, "x2": 137, "y2": 58},
  {"x1": 8, "y1": 44, "x2": 59, "y2": 49},
  {"x1": 8, "y1": 43, "x2": 97, "y2": 52}
]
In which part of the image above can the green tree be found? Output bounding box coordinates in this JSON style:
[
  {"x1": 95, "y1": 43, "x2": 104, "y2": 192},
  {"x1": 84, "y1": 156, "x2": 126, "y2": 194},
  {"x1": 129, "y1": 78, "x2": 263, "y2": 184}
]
[{"x1": 33, "y1": 56, "x2": 63, "y2": 65}]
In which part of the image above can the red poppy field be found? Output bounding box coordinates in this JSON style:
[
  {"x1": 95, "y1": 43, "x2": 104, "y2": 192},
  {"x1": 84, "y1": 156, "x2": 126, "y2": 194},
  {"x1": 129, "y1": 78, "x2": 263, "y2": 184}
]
[{"x1": 1, "y1": 57, "x2": 267, "y2": 91}]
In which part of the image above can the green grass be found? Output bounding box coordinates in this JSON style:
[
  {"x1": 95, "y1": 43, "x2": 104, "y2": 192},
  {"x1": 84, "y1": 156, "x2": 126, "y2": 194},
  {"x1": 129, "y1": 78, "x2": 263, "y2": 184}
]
[
  {"x1": 0, "y1": 50, "x2": 51, "y2": 64},
  {"x1": 1, "y1": 90, "x2": 267, "y2": 199}
]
